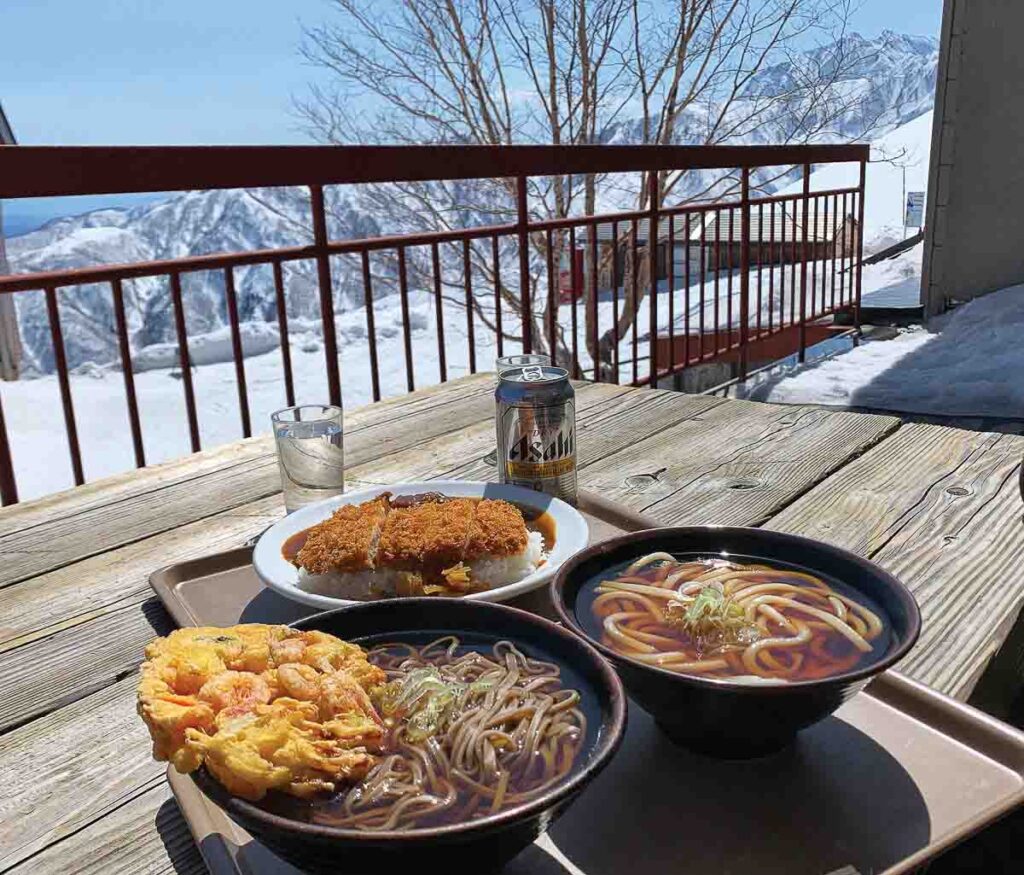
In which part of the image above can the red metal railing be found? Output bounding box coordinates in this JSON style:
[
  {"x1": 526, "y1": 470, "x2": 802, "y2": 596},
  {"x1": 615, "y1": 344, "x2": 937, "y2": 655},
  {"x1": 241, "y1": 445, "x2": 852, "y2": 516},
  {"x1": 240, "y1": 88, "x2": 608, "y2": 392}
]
[{"x1": 0, "y1": 144, "x2": 868, "y2": 505}]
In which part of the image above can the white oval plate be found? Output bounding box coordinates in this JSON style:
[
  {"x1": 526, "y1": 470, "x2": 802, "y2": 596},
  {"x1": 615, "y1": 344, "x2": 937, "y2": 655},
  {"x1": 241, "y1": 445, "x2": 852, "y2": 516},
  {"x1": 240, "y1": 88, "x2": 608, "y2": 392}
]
[{"x1": 253, "y1": 481, "x2": 589, "y2": 609}]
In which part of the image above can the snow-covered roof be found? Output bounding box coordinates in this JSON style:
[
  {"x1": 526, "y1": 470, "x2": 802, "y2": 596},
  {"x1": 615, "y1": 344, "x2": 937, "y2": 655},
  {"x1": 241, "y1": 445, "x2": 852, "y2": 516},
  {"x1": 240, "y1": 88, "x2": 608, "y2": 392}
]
[{"x1": 689, "y1": 205, "x2": 856, "y2": 244}]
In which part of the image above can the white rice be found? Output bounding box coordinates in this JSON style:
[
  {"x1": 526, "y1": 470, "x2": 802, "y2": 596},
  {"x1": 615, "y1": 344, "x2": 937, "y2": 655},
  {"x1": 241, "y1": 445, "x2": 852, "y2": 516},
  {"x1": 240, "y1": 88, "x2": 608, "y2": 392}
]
[{"x1": 296, "y1": 531, "x2": 545, "y2": 600}]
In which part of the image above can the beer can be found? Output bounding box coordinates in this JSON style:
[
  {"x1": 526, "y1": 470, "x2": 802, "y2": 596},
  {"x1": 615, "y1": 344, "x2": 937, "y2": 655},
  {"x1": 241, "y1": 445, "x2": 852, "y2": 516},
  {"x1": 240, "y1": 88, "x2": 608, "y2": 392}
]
[{"x1": 495, "y1": 365, "x2": 577, "y2": 504}]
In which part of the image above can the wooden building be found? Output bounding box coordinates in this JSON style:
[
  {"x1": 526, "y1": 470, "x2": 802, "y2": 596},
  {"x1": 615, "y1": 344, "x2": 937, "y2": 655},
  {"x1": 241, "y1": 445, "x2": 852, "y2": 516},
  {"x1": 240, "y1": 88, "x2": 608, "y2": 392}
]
[
  {"x1": 693, "y1": 204, "x2": 859, "y2": 272},
  {"x1": 580, "y1": 202, "x2": 859, "y2": 293}
]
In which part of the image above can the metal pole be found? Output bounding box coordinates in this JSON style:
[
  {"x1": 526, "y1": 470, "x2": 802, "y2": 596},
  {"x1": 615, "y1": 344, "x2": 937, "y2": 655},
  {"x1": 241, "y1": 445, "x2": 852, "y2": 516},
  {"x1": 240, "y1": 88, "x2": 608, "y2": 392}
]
[
  {"x1": 516, "y1": 176, "x2": 532, "y2": 354},
  {"x1": 647, "y1": 172, "x2": 660, "y2": 387},
  {"x1": 45, "y1": 286, "x2": 84, "y2": 485},
  {"x1": 0, "y1": 388, "x2": 17, "y2": 505},
  {"x1": 309, "y1": 184, "x2": 341, "y2": 406},
  {"x1": 855, "y1": 159, "x2": 867, "y2": 335},
  {"x1": 799, "y1": 163, "x2": 810, "y2": 363},
  {"x1": 739, "y1": 168, "x2": 751, "y2": 381}
]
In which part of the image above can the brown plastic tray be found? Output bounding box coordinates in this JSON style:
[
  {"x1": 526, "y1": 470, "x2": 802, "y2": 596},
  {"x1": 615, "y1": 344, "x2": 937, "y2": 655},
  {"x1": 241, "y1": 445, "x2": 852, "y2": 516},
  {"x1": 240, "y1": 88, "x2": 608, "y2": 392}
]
[{"x1": 150, "y1": 490, "x2": 1024, "y2": 875}]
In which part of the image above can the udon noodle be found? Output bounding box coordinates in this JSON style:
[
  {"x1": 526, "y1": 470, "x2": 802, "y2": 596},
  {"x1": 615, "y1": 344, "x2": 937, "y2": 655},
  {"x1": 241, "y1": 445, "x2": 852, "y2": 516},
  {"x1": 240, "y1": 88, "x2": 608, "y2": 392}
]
[
  {"x1": 306, "y1": 636, "x2": 586, "y2": 830},
  {"x1": 589, "y1": 554, "x2": 885, "y2": 682}
]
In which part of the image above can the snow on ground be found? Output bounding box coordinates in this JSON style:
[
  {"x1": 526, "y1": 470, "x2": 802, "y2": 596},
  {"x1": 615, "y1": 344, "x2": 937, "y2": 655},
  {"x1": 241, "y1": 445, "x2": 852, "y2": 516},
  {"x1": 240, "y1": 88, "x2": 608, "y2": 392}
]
[
  {"x1": 779, "y1": 110, "x2": 934, "y2": 248},
  {"x1": 743, "y1": 284, "x2": 1024, "y2": 416},
  {"x1": 3, "y1": 292, "x2": 498, "y2": 501},
  {"x1": 1, "y1": 110, "x2": 943, "y2": 502},
  {"x1": 6, "y1": 257, "x2": 836, "y2": 500}
]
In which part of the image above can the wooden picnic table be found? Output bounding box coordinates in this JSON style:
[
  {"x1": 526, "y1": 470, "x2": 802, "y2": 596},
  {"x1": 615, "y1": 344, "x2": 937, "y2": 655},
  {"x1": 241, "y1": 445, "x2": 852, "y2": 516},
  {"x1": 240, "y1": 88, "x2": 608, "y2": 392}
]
[{"x1": 2, "y1": 373, "x2": 1023, "y2": 874}]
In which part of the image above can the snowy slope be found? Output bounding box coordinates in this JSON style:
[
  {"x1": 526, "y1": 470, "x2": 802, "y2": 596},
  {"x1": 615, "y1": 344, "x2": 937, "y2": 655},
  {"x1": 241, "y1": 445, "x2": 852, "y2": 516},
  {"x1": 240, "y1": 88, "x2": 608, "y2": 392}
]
[
  {"x1": 777, "y1": 109, "x2": 934, "y2": 249},
  {"x1": 744, "y1": 285, "x2": 1024, "y2": 416}
]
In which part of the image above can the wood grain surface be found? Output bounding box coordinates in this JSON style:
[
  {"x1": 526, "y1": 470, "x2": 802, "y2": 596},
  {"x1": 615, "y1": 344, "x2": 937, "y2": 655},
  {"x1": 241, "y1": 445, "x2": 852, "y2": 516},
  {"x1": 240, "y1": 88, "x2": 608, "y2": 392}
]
[{"x1": 2, "y1": 373, "x2": 1022, "y2": 873}]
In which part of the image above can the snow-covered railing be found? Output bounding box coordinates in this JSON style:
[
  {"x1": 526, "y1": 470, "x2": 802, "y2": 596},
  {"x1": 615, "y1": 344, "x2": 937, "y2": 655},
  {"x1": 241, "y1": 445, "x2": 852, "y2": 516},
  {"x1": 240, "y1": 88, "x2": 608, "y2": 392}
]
[{"x1": 0, "y1": 143, "x2": 868, "y2": 505}]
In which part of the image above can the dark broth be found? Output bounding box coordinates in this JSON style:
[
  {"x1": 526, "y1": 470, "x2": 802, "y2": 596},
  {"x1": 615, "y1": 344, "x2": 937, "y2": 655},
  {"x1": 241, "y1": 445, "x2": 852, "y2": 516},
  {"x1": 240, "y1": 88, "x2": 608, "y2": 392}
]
[
  {"x1": 257, "y1": 631, "x2": 591, "y2": 831},
  {"x1": 576, "y1": 553, "x2": 891, "y2": 682}
]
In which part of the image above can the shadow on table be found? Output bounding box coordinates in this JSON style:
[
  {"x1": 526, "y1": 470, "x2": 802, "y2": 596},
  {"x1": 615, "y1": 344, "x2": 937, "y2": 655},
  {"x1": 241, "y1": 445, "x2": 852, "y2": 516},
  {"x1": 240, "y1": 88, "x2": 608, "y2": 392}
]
[
  {"x1": 239, "y1": 589, "x2": 316, "y2": 624},
  {"x1": 192, "y1": 833, "x2": 573, "y2": 875},
  {"x1": 155, "y1": 797, "x2": 213, "y2": 875},
  {"x1": 548, "y1": 702, "x2": 930, "y2": 875}
]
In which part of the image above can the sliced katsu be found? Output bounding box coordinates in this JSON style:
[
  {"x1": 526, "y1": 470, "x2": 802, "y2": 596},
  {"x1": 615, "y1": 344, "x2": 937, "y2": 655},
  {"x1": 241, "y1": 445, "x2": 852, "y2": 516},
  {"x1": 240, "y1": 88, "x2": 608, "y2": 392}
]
[{"x1": 288, "y1": 493, "x2": 545, "y2": 599}]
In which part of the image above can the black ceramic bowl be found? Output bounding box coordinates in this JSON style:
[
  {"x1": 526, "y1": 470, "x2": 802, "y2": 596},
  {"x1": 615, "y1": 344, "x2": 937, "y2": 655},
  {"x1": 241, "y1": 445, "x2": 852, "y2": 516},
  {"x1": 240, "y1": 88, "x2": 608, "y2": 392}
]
[
  {"x1": 551, "y1": 527, "x2": 920, "y2": 758},
  {"x1": 192, "y1": 598, "x2": 626, "y2": 874}
]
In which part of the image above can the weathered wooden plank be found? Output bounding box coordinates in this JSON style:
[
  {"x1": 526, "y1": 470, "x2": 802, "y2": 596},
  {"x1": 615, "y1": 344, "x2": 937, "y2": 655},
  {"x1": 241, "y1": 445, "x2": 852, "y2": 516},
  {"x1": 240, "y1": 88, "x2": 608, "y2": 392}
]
[
  {"x1": 0, "y1": 494, "x2": 283, "y2": 654},
  {"x1": 0, "y1": 676, "x2": 165, "y2": 871},
  {"x1": 0, "y1": 381, "x2": 633, "y2": 656},
  {"x1": 4, "y1": 781, "x2": 205, "y2": 875},
  {"x1": 349, "y1": 382, "x2": 716, "y2": 487},
  {"x1": 580, "y1": 400, "x2": 899, "y2": 525},
  {"x1": 767, "y1": 424, "x2": 1024, "y2": 699},
  {"x1": 0, "y1": 597, "x2": 175, "y2": 733},
  {"x1": 0, "y1": 374, "x2": 497, "y2": 587},
  {"x1": 443, "y1": 388, "x2": 724, "y2": 484}
]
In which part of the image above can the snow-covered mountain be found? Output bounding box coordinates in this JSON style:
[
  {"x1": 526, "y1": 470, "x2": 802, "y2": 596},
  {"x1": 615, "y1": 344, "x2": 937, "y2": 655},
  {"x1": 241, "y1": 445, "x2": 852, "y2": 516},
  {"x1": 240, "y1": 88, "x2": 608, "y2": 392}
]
[
  {"x1": 6, "y1": 30, "x2": 938, "y2": 374},
  {"x1": 8, "y1": 187, "x2": 381, "y2": 373},
  {"x1": 601, "y1": 30, "x2": 936, "y2": 148}
]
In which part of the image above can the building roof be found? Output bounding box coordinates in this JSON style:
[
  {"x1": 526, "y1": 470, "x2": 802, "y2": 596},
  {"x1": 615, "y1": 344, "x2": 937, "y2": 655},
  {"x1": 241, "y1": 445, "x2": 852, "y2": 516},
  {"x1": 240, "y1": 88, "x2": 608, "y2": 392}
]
[{"x1": 584, "y1": 201, "x2": 855, "y2": 245}]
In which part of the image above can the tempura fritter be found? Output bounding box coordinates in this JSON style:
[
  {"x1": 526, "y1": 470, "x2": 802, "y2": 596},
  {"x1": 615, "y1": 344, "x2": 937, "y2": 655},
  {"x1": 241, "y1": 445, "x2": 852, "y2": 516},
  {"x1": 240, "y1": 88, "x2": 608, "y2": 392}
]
[{"x1": 137, "y1": 624, "x2": 386, "y2": 800}]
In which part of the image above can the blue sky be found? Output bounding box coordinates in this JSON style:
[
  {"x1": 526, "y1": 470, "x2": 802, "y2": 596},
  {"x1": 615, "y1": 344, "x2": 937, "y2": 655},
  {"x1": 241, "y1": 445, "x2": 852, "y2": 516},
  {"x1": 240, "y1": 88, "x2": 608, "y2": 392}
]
[{"x1": 2, "y1": 0, "x2": 942, "y2": 234}]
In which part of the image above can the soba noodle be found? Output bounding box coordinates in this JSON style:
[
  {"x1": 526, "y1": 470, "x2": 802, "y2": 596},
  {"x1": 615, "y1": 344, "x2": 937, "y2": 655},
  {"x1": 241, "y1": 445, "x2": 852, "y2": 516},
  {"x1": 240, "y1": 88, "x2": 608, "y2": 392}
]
[
  {"x1": 307, "y1": 637, "x2": 586, "y2": 831},
  {"x1": 589, "y1": 555, "x2": 885, "y2": 682}
]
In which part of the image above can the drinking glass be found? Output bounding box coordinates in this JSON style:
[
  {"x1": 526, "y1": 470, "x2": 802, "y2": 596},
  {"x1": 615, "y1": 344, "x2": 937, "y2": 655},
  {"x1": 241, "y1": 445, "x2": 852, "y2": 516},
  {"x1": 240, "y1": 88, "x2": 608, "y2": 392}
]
[
  {"x1": 272, "y1": 404, "x2": 345, "y2": 512},
  {"x1": 495, "y1": 353, "x2": 551, "y2": 377}
]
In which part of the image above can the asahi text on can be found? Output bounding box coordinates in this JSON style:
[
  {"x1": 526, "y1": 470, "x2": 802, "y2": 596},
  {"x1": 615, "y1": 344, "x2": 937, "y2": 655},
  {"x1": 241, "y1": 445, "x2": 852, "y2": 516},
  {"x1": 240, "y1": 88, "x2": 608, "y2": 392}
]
[{"x1": 495, "y1": 365, "x2": 577, "y2": 504}]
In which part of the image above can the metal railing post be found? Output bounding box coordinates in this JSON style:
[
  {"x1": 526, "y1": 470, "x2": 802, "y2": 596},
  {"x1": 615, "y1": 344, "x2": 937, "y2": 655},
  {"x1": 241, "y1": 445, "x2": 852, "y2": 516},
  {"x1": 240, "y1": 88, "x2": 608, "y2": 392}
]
[
  {"x1": 0, "y1": 389, "x2": 17, "y2": 505},
  {"x1": 739, "y1": 168, "x2": 751, "y2": 381},
  {"x1": 309, "y1": 184, "x2": 342, "y2": 406},
  {"x1": 223, "y1": 266, "x2": 251, "y2": 438},
  {"x1": 855, "y1": 159, "x2": 867, "y2": 335},
  {"x1": 271, "y1": 260, "x2": 296, "y2": 407},
  {"x1": 45, "y1": 286, "x2": 84, "y2": 485},
  {"x1": 169, "y1": 271, "x2": 201, "y2": 452},
  {"x1": 111, "y1": 278, "x2": 146, "y2": 468},
  {"x1": 516, "y1": 176, "x2": 532, "y2": 354},
  {"x1": 647, "y1": 172, "x2": 660, "y2": 387},
  {"x1": 799, "y1": 163, "x2": 811, "y2": 362}
]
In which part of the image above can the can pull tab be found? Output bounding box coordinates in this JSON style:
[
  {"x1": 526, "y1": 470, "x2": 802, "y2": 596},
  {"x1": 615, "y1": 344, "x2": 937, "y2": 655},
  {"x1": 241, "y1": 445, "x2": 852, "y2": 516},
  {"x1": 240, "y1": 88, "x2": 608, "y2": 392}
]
[{"x1": 522, "y1": 366, "x2": 546, "y2": 382}]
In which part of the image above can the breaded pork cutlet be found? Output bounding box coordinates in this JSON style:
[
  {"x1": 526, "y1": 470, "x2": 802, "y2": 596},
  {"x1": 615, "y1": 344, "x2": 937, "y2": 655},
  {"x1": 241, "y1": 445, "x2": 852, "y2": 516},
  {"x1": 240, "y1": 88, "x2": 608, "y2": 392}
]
[
  {"x1": 294, "y1": 494, "x2": 390, "y2": 574},
  {"x1": 376, "y1": 497, "x2": 476, "y2": 571},
  {"x1": 464, "y1": 498, "x2": 528, "y2": 560}
]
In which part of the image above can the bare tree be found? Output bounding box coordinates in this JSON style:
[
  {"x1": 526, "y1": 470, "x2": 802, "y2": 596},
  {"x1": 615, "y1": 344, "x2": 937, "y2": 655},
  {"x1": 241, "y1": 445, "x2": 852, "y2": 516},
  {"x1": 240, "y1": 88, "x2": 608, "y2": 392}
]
[{"x1": 299, "y1": 0, "x2": 878, "y2": 377}]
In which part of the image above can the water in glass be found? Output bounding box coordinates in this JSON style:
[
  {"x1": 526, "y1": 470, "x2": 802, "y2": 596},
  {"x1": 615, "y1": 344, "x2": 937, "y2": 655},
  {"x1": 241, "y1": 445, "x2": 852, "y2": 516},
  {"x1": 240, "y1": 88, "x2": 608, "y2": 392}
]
[{"x1": 273, "y1": 405, "x2": 344, "y2": 512}]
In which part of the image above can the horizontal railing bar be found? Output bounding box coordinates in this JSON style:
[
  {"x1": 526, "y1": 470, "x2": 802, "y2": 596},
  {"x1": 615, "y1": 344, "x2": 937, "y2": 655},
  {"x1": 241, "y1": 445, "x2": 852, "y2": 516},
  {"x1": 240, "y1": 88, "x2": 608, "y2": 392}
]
[
  {"x1": 0, "y1": 143, "x2": 870, "y2": 199},
  {"x1": 0, "y1": 225, "x2": 516, "y2": 293},
  {"x1": 0, "y1": 185, "x2": 866, "y2": 296},
  {"x1": 0, "y1": 246, "x2": 316, "y2": 293}
]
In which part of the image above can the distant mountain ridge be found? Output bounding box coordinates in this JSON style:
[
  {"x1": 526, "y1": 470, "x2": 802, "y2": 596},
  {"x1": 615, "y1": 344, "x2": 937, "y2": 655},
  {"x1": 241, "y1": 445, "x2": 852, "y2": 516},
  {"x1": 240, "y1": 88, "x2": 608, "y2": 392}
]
[{"x1": 7, "y1": 30, "x2": 938, "y2": 374}]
